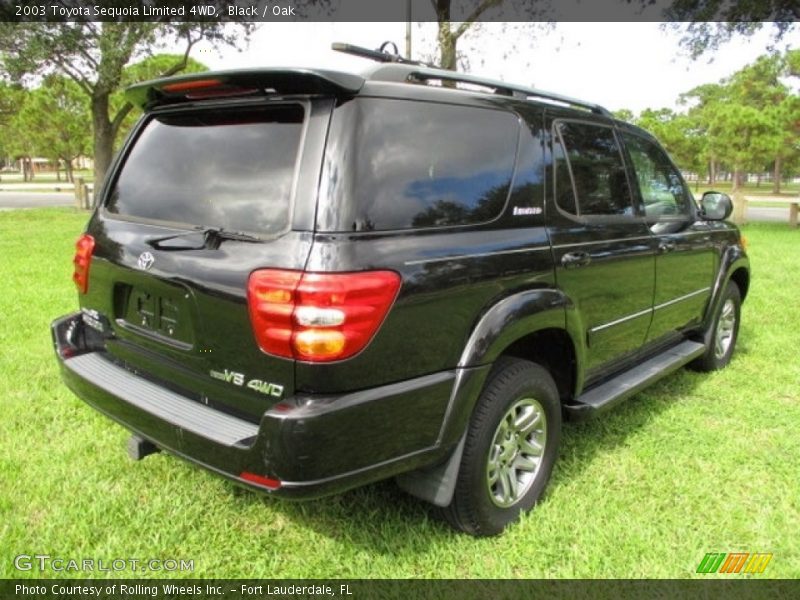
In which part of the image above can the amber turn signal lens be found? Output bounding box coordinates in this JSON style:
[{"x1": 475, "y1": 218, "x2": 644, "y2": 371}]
[{"x1": 294, "y1": 329, "x2": 347, "y2": 360}]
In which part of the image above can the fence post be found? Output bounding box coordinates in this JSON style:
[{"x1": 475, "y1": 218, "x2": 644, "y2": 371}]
[
  {"x1": 83, "y1": 183, "x2": 92, "y2": 209},
  {"x1": 732, "y1": 190, "x2": 747, "y2": 225},
  {"x1": 74, "y1": 177, "x2": 85, "y2": 209}
]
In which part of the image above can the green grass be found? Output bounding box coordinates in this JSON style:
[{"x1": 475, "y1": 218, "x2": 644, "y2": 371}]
[{"x1": 1, "y1": 209, "x2": 798, "y2": 579}]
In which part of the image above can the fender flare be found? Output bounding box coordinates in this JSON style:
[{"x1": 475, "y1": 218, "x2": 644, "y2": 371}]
[
  {"x1": 458, "y1": 288, "x2": 584, "y2": 368},
  {"x1": 397, "y1": 288, "x2": 583, "y2": 507},
  {"x1": 701, "y1": 246, "x2": 750, "y2": 346}
]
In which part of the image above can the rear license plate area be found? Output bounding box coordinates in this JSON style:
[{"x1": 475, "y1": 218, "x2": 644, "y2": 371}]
[{"x1": 114, "y1": 282, "x2": 195, "y2": 347}]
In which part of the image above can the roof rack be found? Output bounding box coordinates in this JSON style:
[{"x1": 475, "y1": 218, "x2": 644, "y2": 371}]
[
  {"x1": 332, "y1": 41, "x2": 437, "y2": 69},
  {"x1": 331, "y1": 42, "x2": 612, "y2": 118}
]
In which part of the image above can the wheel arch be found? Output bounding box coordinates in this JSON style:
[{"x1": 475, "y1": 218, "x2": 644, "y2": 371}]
[
  {"x1": 499, "y1": 328, "x2": 578, "y2": 406},
  {"x1": 730, "y1": 266, "x2": 749, "y2": 301},
  {"x1": 397, "y1": 289, "x2": 582, "y2": 508}
]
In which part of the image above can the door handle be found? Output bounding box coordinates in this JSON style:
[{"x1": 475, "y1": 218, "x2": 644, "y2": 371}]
[
  {"x1": 561, "y1": 251, "x2": 591, "y2": 269},
  {"x1": 658, "y1": 241, "x2": 676, "y2": 254}
]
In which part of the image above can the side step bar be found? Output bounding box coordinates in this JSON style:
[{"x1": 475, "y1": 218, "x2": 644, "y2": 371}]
[{"x1": 565, "y1": 340, "x2": 705, "y2": 420}]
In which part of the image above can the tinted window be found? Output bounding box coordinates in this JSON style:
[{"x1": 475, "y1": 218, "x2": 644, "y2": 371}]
[
  {"x1": 622, "y1": 132, "x2": 690, "y2": 218},
  {"x1": 554, "y1": 121, "x2": 633, "y2": 217},
  {"x1": 337, "y1": 99, "x2": 519, "y2": 231},
  {"x1": 107, "y1": 105, "x2": 304, "y2": 235}
]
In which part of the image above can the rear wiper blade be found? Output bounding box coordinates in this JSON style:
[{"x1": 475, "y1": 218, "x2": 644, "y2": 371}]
[
  {"x1": 147, "y1": 227, "x2": 261, "y2": 250},
  {"x1": 206, "y1": 227, "x2": 262, "y2": 243}
]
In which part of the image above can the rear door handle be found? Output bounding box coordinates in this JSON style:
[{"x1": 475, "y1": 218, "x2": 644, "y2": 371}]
[{"x1": 561, "y1": 251, "x2": 591, "y2": 269}]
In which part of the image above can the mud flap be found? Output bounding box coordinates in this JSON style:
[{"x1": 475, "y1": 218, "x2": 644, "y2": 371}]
[{"x1": 395, "y1": 434, "x2": 466, "y2": 507}]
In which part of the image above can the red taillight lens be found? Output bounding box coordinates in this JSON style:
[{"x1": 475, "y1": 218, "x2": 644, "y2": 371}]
[
  {"x1": 247, "y1": 270, "x2": 401, "y2": 362},
  {"x1": 72, "y1": 234, "x2": 95, "y2": 294}
]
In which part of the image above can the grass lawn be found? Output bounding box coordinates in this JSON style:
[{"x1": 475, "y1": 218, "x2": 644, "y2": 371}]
[{"x1": 1, "y1": 208, "x2": 798, "y2": 579}]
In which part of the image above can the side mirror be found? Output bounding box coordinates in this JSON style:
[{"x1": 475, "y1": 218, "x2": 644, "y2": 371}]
[{"x1": 700, "y1": 191, "x2": 733, "y2": 221}]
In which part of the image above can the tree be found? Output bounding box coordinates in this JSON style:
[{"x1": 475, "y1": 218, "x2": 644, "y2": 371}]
[
  {"x1": 0, "y1": 19, "x2": 253, "y2": 185},
  {"x1": 0, "y1": 82, "x2": 22, "y2": 170},
  {"x1": 706, "y1": 103, "x2": 777, "y2": 193},
  {"x1": 431, "y1": 0, "x2": 503, "y2": 70},
  {"x1": 613, "y1": 108, "x2": 634, "y2": 123},
  {"x1": 426, "y1": 1, "x2": 552, "y2": 70},
  {"x1": 679, "y1": 83, "x2": 729, "y2": 184},
  {"x1": 16, "y1": 75, "x2": 90, "y2": 183},
  {"x1": 6, "y1": 97, "x2": 37, "y2": 181},
  {"x1": 725, "y1": 52, "x2": 799, "y2": 192},
  {"x1": 665, "y1": 2, "x2": 798, "y2": 59},
  {"x1": 111, "y1": 53, "x2": 209, "y2": 150},
  {"x1": 635, "y1": 108, "x2": 707, "y2": 184}
]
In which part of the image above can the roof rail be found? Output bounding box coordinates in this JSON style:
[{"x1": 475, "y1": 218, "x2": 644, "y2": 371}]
[
  {"x1": 364, "y1": 62, "x2": 613, "y2": 118},
  {"x1": 331, "y1": 41, "x2": 611, "y2": 117}
]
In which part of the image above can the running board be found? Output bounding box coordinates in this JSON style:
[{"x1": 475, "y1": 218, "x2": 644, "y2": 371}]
[{"x1": 565, "y1": 340, "x2": 705, "y2": 420}]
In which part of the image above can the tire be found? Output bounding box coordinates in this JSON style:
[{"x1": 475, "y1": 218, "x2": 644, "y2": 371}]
[
  {"x1": 440, "y1": 357, "x2": 561, "y2": 536},
  {"x1": 691, "y1": 281, "x2": 741, "y2": 372}
]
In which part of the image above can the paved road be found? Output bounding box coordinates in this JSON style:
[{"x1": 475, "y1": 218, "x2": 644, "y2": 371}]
[
  {"x1": 0, "y1": 191, "x2": 75, "y2": 210},
  {"x1": 747, "y1": 206, "x2": 792, "y2": 223}
]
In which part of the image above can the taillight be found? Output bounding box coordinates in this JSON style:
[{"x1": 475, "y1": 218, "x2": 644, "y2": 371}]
[
  {"x1": 247, "y1": 270, "x2": 401, "y2": 362},
  {"x1": 72, "y1": 234, "x2": 95, "y2": 294}
]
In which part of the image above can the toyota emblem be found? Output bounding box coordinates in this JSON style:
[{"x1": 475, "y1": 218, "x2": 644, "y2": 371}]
[{"x1": 137, "y1": 251, "x2": 155, "y2": 271}]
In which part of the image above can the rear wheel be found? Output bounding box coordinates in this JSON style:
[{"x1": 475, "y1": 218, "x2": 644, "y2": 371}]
[
  {"x1": 692, "y1": 281, "x2": 741, "y2": 372},
  {"x1": 440, "y1": 358, "x2": 561, "y2": 536}
]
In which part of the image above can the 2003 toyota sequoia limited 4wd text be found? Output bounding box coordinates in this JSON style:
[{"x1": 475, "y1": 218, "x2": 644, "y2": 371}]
[{"x1": 53, "y1": 43, "x2": 749, "y2": 536}]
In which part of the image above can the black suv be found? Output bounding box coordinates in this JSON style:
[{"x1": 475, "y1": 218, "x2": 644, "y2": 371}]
[{"x1": 52, "y1": 46, "x2": 749, "y2": 536}]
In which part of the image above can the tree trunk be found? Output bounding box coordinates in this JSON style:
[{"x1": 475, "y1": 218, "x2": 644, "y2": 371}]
[
  {"x1": 91, "y1": 91, "x2": 114, "y2": 189},
  {"x1": 772, "y1": 156, "x2": 782, "y2": 194},
  {"x1": 56, "y1": 163, "x2": 61, "y2": 182},
  {"x1": 23, "y1": 157, "x2": 34, "y2": 181},
  {"x1": 731, "y1": 167, "x2": 740, "y2": 193},
  {"x1": 437, "y1": 22, "x2": 457, "y2": 71},
  {"x1": 65, "y1": 159, "x2": 74, "y2": 184}
]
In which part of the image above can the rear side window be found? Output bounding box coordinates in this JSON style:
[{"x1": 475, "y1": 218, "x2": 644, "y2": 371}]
[
  {"x1": 107, "y1": 105, "x2": 304, "y2": 235},
  {"x1": 331, "y1": 99, "x2": 519, "y2": 231},
  {"x1": 554, "y1": 121, "x2": 633, "y2": 217}
]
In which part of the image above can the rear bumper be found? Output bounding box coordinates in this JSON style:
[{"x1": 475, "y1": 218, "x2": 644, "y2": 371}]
[{"x1": 52, "y1": 312, "x2": 480, "y2": 498}]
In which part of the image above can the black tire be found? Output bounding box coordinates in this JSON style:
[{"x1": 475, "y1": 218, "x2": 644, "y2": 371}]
[
  {"x1": 440, "y1": 357, "x2": 561, "y2": 536},
  {"x1": 691, "y1": 281, "x2": 741, "y2": 372}
]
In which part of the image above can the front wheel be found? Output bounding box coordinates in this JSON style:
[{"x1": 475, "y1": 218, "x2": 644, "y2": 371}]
[
  {"x1": 440, "y1": 358, "x2": 561, "y2": 536},
  {"x1": 691, "y1": 281, "x2": 741, "y2": 372}
]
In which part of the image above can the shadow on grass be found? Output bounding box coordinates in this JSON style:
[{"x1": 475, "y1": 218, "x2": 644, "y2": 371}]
[
  {"x1": 211, "y1": 361, "x2": 724, "y2": 553},
  {"x1": 224, "y1": 478, "x2": 454, "y2": 552}
]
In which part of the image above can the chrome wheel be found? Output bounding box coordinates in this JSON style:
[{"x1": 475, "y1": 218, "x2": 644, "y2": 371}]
[
  {"x1": 714, "y1": 298, "x2": 736, "y2": 359},
  {"x1": 486, "y1": 398, "x2": 547, "y2": 508}
]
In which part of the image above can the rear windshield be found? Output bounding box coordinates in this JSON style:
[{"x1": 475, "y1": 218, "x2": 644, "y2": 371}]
[{"x1": 106, "y1": 104, "x2": 304, "y2": 235}]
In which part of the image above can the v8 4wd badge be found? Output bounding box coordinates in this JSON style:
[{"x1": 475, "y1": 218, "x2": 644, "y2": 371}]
[{"x1": 209, "y1": 368, "x2": 284, "y2": 398}]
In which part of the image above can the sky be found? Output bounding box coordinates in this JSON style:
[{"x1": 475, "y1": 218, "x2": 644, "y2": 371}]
[{"x1": 185, "y1": 22, "x2": 800, "y2": 114}]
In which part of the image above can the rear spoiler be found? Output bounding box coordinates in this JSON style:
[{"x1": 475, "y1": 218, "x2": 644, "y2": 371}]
[{"x1": 125, "y1": 68, "x2": 365, "y2": 110}]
